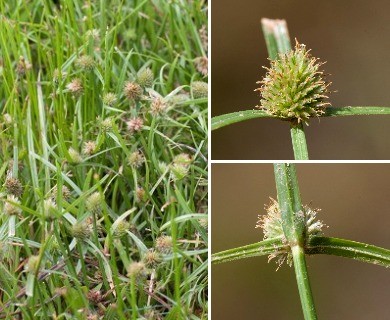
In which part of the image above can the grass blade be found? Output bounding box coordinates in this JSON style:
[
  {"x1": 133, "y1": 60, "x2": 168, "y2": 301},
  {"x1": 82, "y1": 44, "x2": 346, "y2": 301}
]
[
  {"x1": 211, "y1": 237, "x2": 284, "y2": 264},
  {"x1": 211, "y1": 110, "x2": 272, "y2": 130},
  {"x1": 307, "y1": 236, "x2": 390, "y2": 267},
  {"x1": 211, "y1": 106, "x2": 390, "y2": 132}
]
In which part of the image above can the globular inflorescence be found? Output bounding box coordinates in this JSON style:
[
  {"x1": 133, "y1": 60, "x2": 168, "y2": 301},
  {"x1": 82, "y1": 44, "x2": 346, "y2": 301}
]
[
  {"x1": 256, "y1": 198, "x2": 325, "y2": 269},
  {"x1": 256, "y1": 41, "x2": 330, "y2": 124}
]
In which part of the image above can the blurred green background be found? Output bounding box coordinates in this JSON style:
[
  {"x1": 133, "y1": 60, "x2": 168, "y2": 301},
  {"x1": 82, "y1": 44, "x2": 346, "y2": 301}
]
[
  {"x1": 211, "y1": 0, "x2": 390, "y2": 159},
  {"x1": 211, "y1": 164, "x2": 390, "y2": 319}
]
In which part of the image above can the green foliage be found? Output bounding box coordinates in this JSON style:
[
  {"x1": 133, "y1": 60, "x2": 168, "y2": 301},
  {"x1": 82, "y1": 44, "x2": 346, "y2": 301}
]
[{"x1": 0, "y1": 0, "x2": 208, "y2": 319}]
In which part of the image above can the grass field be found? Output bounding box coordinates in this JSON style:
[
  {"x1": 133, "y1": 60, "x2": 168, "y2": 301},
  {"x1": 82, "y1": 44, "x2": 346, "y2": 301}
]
[{"x1": 0, "y1": 1, "x2": 208, "y2": 319}]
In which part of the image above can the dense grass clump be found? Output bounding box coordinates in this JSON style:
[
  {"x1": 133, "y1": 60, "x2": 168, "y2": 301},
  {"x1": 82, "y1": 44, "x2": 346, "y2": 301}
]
[{"x1": 0, "y1": 1, "x2": 208, "y2": 319}]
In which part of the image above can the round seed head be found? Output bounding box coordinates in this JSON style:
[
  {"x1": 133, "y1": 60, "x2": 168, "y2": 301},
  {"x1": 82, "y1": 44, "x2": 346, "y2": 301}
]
[
  {"x1": 136, "y1": 187, "x2": 146, "y2": 202},
  {"x1": 194, "y1": 56, "x2": 208, "y2": 77},
  {"x1": 86, "y1": 192, "x2": 103, "y2": 215},
  {"x1": 4, "y1": 176, "x2": 23, "y2": 197},
  {"x1": 16, "y1": 56, "x2": 32, "y2": 76},
  {"x1": 125, "y1": 28, "x2": 137, "y2": 41},
  {"x1": 43, "y1": 198, "x2": 56, "y2": 220},
  {"x1": 99, "y1": 116, "x2": 114, "y2": 132},
  {"x1": 173, "y1": 153, "x2": 192, "y2": 166},
  {"x1": 82, "y1": 140, "x2": 97, "y2": 156},
  {"x1": 102, "y1": 92, "x2": 117, "y2": 106},
  {"x1": 68, "y1": 147, "x2": 83, "y2": 164},
  {"x1": 142, "y1": 249, "x2": 162, "y2": 268},
  {"x1": 113, "y1": 220, "x2": 130, "y2": 238},
  {"x1": 127, "y1": 151, "x2": 145, "y2": 168},
  {"x1": 126, "y1": 117, "x2": 144, "y2": 133},
  {"x1": 170, "y1": 163, "x2": 189, "y2": 181},
  {"x1": 71, "y1": 220, "x2": 93, "y2": 240},
  {"x1": 66, "y1": 78, "x2": 83, "y2": 96},
  {"x1": 3, "y1": 113, "x2": 13, "y2": 125},
  {"x1": 127, "y1": 261, "x2": 147, "y2": 278},
  {"x1": 4, "y1": 195, "x2": 22, "y2": 216},
  {"x1": 75, "y1": 55, "x2": 95, "y2": 71},
  {"x1": 51, "y1": 185, "x2": 71, "y2": 202},
  {"x1": 191, "y1": 81, "x2": 208, "y2": 99},
  {"x1": 256, "y1": 41, "x2": 330, "y2": 124},
  {"x1": 137, "y1": 68, "x2": 154, "y2": 87},
  {"x1": 123, "y1": 81, "x2": 143, "y2": 100},
  {"x1": 85, "y1": 29, "x2": 100, "y2": 42},
  {"x1": 155, "y1": 235, "x2": 173, "y2": 254},
  {"x1": 150, "y1": 97, "x2": 167, "y2": 116}
]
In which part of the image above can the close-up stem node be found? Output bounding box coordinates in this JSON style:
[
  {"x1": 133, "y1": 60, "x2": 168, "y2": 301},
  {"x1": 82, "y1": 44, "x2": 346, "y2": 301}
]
[{"x1": 256, "y1": 198, "x2": 325, "y2": 268}]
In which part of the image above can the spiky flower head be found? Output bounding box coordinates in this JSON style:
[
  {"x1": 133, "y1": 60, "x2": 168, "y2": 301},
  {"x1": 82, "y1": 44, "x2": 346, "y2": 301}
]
[
  {"x1": 137, "y1": 68, "x2": 154, "y2": 88},
  {"x1": 127, "y1": 261, "x2": 147, "y2": 278},
  {"x1": 75, "y1": 55, "x2": 95, "y2": 71},
  {"x1": 112, "y1": 220, "x2": 131, "y2": 238},
  {"x1": 123, "y1": 81, "x2": 143, "y2": 100},
  {"x1": 85, "y1": 29, "x2": 100, "y2": 43},
  {"x1": 43, "y1": 198, "x2": 56, "y2": 220},
  {"x1": 136, "y1": 187, "x2": 146, "y2": 202},
  {"x1": 256, "y1": 41, "x2": 330, "y2": 124},
  {"x1": 127, "y1": 151, "x2": 145, "y2": 168},
  {"x1": 68, "y1": 147, "x2": 83, "y2": 164},
  {"x1": 71, "y1": 219, "x2": 93, "y2": 240},
  {"x1": 173, "y1": 153, "x2": 192, "y2": 166},
  {"x1": 126, "y1": 117, "x2": 144, "y2": 133},
  {"x1": 155, "y1": 235, "x2": 173, "y2": 254},
  {"x1": 150, "y1": 97, "x2": 167, "y2": 116},
  {"x1": 102, "y1": 92, "x2": 117, "y2": 106},
  {"x1": 256, "y1": 198, "x2": 325, "y2": 269},
  {"x1": 98, "y1": 116, "x2": 115, "y2": 132},
  {"x1": 86, "y1": 192, "x2": 103, "y2": 215},
  {"x1": 194, "y1": 56, "x2": 208, "y2": 77},
  {"x1": 4, "y1": 195, "x2": 22, "y2": 216},
  {"x1": 16, "y1": 56, "x2": 32, "y2": 76},
  {"x1": 191, "y1": 81, "x2": 208, "y2": 99},
  {"x1": 51, "y1": 185, "x2": 71, "y2": 202},
  {"x1": 82, "y1": 140, "x2": 97, "y2": 156},
  {"x1": 170, "y1": 153, "x2": 192, "y2": 181},
  {"x1": 142, "y1": 249, "x2": 162, "y2": 268},
  {"x1": 4, "y1": 176, "x2": 23, "y2": 197},
  {"x1": 66, "y1": 78, "x2": 83, "y2": 96}
]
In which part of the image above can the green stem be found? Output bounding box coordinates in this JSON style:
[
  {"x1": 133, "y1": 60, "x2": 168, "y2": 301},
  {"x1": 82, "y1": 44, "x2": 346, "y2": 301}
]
[
  {"x1": 274, "y1": 164, "x2": 317, "y2": 320},
  {"x1": 290, "y1": 123, "x2": 309, "y2": 160},
  {"x1": 291, "y1": 245, "x2": 318, "y2": 320}
]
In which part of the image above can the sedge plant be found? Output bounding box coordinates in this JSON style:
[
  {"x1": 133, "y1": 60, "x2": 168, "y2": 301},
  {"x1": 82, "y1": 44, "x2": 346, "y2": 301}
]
[
  {"x1": 0, "y1": 1, "x2": 208, "y2": 319},
  {"x1": 211, "y1": 163, "x2": 390, "y2": 319},
  {"x1": 211, "y1": 18, "x2": 390, "y2": 160}
]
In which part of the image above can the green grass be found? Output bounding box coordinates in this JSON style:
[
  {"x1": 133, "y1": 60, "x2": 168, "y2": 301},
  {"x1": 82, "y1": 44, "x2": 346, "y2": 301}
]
[{"x1": 0, "y1": 1, "x2": 208, "y2": 319}]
